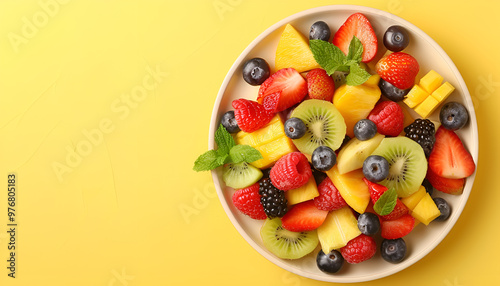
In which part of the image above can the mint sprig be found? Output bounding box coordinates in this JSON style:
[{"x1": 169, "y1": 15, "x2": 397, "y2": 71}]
[
  {"x1": 373, "y1": 187, "x2": 398, "y2": 216},
  {"x1": 310, "y1": 37, "x2": 370, "y2": 86},
  {"x1": 193, "y1": 125, "x2": 263, "y2": 172}
]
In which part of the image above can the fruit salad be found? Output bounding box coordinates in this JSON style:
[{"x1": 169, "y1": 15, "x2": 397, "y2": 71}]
[{"x1": 195, "y1": 12, "x2": 476, "y2": 275}]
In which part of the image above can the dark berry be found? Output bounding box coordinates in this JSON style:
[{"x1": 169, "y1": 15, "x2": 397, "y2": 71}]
[
  {"x1": 312, "y1": 146, "x2": 337, "y2": 172},
  {"x1": 439, "y1": 102, "x2": 469, "y2": 131},
  {"x1": 258, "y1": 179, "x2": 288, "y2": 218},
  {"x1": 340, "y1": 135, "x2": 351, "y2": 150},
  {"x1": 383, "y1": 25, "x2": 410, "y2": 52},
  {"x1": 433, "y1": 197, "x2": 451, "y2": 221},
  {"x1": 242, "y1": 58, "x2": 270, "y2": 86},
  {"x1": 311, "y1": 167, "x2": 328, "y2": 185},
  {"x1": 284, "y1": 117, "x2": 306, "y2": 139},
  {"x1": 316, "y1": 249, "x2": 344, "y2": 274},
  {"x1": 379, "y1": 78, "x2": 411, "y2": 102},
  {"x1": 357, "y1": 212, "x2": 380, "y2": 236},
  {"x1": 404, "y1": 119, "x2": 436, "y2": 157},
  {"x1": 381, "y1": 238, "x2": 407, "y2": 263},
  {"x1": 309, "y1": 21, "x2": 331, "y2": 41},
  {"x1": 261, "y1": 167, "x2": 272, "y2": 179},
  {"x1": 422, "y1": 179, "x2": 434, "y2": 196},
  {"x1": 221, "y1": 111, "x2": 240, "y2": 133},
  {"x1": 363, "y1": 155, "x2": 389, "y2": 182},
  {"x1": 354, "y1": 119, "x2": 377, "y2": 141}
]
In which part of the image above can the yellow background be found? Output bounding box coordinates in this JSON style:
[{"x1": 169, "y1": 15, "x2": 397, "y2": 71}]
[{"x1": 0, "y1": 0, "x2": 499, "y2": 285}]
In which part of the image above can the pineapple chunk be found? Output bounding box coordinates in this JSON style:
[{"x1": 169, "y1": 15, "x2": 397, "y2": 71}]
[
  {"x1": 431, "y1": 82, "x2": 455, "y2": 102},
  {"x1": 275, "y1": 24, "x2": 320, "y2": 73},
  {"x1": 419, "y1": 70, "x2": 444, "y2": 94},
  {"x1": 336, "y1": 133, "x2": 385, "y2": 174},
  {"x1": 317, "y1": 207, "x2": 361, "y2": 253},
  {"x1": 411, "y1": 193, "x2": 440, "y2": 225},
  {"x1": 414, "y1": 95, "x2": 440, "y2": 118},
  {"x1": 403, "y1": 84, "x2": 429, "y2": 108},
  {"x1": 285, "y1": 177, "x2": 319, "y2": 205},
  {"x1": 401, "y1": 185, "x2": 426, "y2": 211},
  {"x1": 327, "y1": 166, "x2": 370, "y2": 214}
]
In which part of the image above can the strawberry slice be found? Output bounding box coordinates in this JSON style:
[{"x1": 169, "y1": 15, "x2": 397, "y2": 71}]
[
  {"x1": 306, "y1": 68, "x2": 335, "y2": 102},
  {"x1": 376, "y1": 52, "x2": 419, "y2": 90},
  {"x1": 381, "y1": 214, "x2": 415, "y2": 239},
  {"x1": 257, "y1": 68, "x2": 307, "y2": 113},
  {"x1": 332, "y1": 13, "x2": 378, "y2": 63},
  {"x1": 232, "y1": 99, "x2": 275, "y2": 133},
  {"x1": 426, "y1": 167, "x2": 464, "y2": 195},
  {"x1": 363, "y1": 178, "x2": 409, "y2": 221},
  {"x1": 281, "y1": 200, "x2": 328, "y2": 232},
  {"x1": 428, "y1": 127, "x2": 475, "y2": 179}
]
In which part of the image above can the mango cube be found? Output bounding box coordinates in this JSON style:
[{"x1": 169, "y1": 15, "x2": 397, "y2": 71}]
[
  {"x1": 431, "y1": 82, "x2": 455, "y2": 102},
  {"x1": 327, "y1": 166, "x2": 370, "y2": 214},
  {"x1": 285, "y1": 177, "x2": 319, "y2": 205},
  {"x1": 411, "y1": 193, "x2": 441, "y2": 225},
  {"x1": 317, "y1": 207, "x2": 361, "y2": 253},
  {"x1": 403, "y1": 84, "x2": 429, "y2": 108},
  {"x1": 419, "y1": 70, "x2": 444, "y2": 94},
  {"x1": 401, "y1": 185, "x2": 426, "y2": 211},
  {"x1": 414, "y1": 95, "x2": 440, "y2": 118}
]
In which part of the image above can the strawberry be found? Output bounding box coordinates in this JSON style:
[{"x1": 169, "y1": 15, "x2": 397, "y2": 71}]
[
  {"x1": 232, "y1": 99, "x2": 274, "y2": 133},
  {"x1": 363, "y1": 178, "x2": 409, "y2": 221},
  {"x1": 367, "y1": 101, "x2": 404, "y2": 136},
  {"x1": 376, "y1": 52, "x2": 419, "y2": 90},
  {"x1": 313, "y1": 177, "x2": 347, "y2": 211},
  {"x1": 232, "y1": 183, "x2": 267, "y2": 220},
  {"x1": 281, "y1": 200, "x2": 328, "y2": 232},
  {"x1": 257, "y1": 68, "x2": 307, "y2": 113},
  {"x1": 381, "y1": 214, "x2": 415, "y2": 239},
  {"x1": 306, "y1": 69, "x2": 335, "y2": 102},
  {"x1": 426, "y1": 167, "x2": 465, "y2": 195},
  {"x1": 340, "y1": 234, "x2": 377, "y2": 264},
  {"x1": 332, "y1": 13, "x2": 378, "y2": 63},
  {"x1": 270, "y1": 152, "x2": 312, "y2": 191},
  {"x1": 428, "y1": 127, "x2": 475, "y2": 179}
]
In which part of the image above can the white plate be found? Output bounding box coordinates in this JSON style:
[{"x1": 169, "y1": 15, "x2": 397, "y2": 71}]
[{"x1": 209, "y1": 5, "x2": 478, "y2": 283}]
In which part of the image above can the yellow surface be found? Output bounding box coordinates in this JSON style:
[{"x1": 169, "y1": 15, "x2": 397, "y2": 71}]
[{"x1": 0, "y1": 0, "x2": 499, "y2": 285}]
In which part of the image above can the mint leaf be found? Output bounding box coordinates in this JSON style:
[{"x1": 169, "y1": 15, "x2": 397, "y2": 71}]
[
  {"x1": 229, "y1": 145, "x2": 263, "y2": 164},
  {"x1": 310, "y1": 40, "x2": 346, "y2": 76},
  {"x1": 373, "y1": 187, "x2": 398, "y2": 216},
  {"x1": 346, "y1": 63, "x2": 371, "y2": 86},
  {"x1": 214, "y1": 124, "x2": 235, "y2": 155},
  {"x1": 193, "y1": 150, "x2": 223, "y2": 172},
  {"x1": 346, "y1": 36, "x2": 363, "y2": 64}
]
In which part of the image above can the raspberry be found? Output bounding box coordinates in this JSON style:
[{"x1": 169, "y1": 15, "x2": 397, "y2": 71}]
[
  {"x1": 313, "y1": 177, "x2": 347, "y2": 211},
  {"x1": 270, "y1": 152, "x2": 312, "y2": 191},
  {"x1": 258, "y1": 179, "x2": 288, "y2": 218},
  {"x1": 340, "y1": 234, "x2": 377, "y2": 264},
  {"x1": 404, "y1": 118, "x2": 436, "y2": 157},
  {"x1": 232, "y1": 183, "x2": 267, "y2": 220},
  {"x1": 232, "y1": 99, "x2": 275, "y2": 133},
  {"x1": 367, "y1": 101, "x2": 404, "y2": 137}
]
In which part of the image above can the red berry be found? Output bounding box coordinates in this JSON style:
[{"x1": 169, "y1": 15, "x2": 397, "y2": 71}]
[
  {"x1": 232, "y1": 99, "x2": 275, "y2": 133},
  {"x1": 270, "y1": 152, "x2": 312, "y2": 191},
  {"x1": 306, "y1": 69, "x2": 335, "y2": 102},
  {"x1": 368, "y1": 101, "x2": 404, "y2": 136},
  {"x1": 257, "y1": 68, "x2": 307, "y2": 113},
  {"x1": 340, "y1": 234, "x2": 377, "y2": 264},
  {"x1": 313, "y1": 177, "x2": 347, "y2": 211},
  {"x1": 426, "y1": 166, "x2": 464, "y2": 195},
  {"x1": 381, "y1": 214, "x2": 415, "y2": 239},
  {"x1": 376, "y1": 52, "x2": 419, "y2": 90},
  {"x1": 232, "y1": 183, "x2": 267, "y2": 220},
  {"x1": 332, "y1": 13, "x2": 378, "y2": 63},
  {"x1": 281, "y1": 200, "x2": 328, "y2": 232},
  {"x1": 363, "y1": 178, "x2": 409, "y2": 221}
]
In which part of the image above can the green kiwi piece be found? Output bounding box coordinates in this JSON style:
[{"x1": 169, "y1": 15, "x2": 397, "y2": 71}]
[
  {"x1": 260, "y1": 218, "x2": 319, "y2": 260},
  {"x1": 290, "y1": 99, "x2": 346, "y2": 155},
  {"x1": 222, "y1": 162, "x2": 262, "y2": 189},
  {"x1": 371, "y1": 137, "x2": 427, "y2": 197}
]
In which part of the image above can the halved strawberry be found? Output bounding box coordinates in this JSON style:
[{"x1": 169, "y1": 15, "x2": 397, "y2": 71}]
[
  {"x1": 381, "y1": 214, "x2": 415, "y2": 239},
  {"x1": 363, "y1": 178, "x2": 409, "y2": 221},
  {"x1": 306, "y1": 68, "x2": 335, "y2": 102},
  {"x1": 426, "y1": 167, "x2": 464, "y2": 195},
  {"x1": 281, "y1": 200, "x2": 328, "y2": 232},
  {"x1": 232, "y1": 99, "x2": 275, "y2": 133},
  {"x1": 428, "y1": 127, "x2": 475, "y2": 179},
  {"x1": 376, "y1": 52, "x2": 419, "y2": 90},
  {"x1": 257, "y1": 68, "x2": 307, "y2": 113},
  {"x1": 332, "y1": 13, "x2": 378, "y2": 63}
]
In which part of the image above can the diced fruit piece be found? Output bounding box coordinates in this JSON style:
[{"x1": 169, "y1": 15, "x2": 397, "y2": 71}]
[
  {"x1": 270, "y1": 152, "x2": 312, "y2": 191},
  {"x1": 336, "y1": 133, "x2": 384, "y2": 174},
  {"x1": 379, "y1": 78, "x2": 411, "y2": 102},
  {"x1": 311, "y1": 146, "x2": 337, "y2": 172},
  {"x1": 232, "y1": 99, "x2": 275, "y2": 133},
  {"x1": 316, "y1": 250, "x2": 344, "y2": 274},
  {"x1": 223, "y1": 162, "x2": 263, "y2": 189},
  {"x1": 333, "y1": 74, "x2": 381, "y2": 137},
  {"x1": 376, "y1": 52, "x2": 419, "y2": 90},
  {"x1": 309, "y1": 21, "x2": 331, "y2": 41},
  {"x1": 430, "y1": 82, "x2": 455, "y2": 102},
  {"x1": 281, "y1": 200, "x2": 329, "y2": 232},
  {"x1": 383, "y1": 25, "x2": 410, "y2": 52},
  {"x1": 259, "y1": 178, "x2": 288, "y2": 218},
  {"x1": 414, "y1": 94, "x2": 440, "y2": 118},
  {"x1": 317, "y1": 207, "x2": 361, "y2": 253},
  {"x1": 363, "y1": 73, "x2": 381, "y2": 87},
  {"x1": 285, "y1": 176, "x2": 319, "y2": 205},
  {"x1": 381, "y1": 214, "x2": 415, "y2": 239},
  {"x1": 235, "y1": 115, "x2": 297, "y2": 169},
  {"x1": 403, "y1": 84, "x2": 429, "y2": 108},
  {"x1": 439, "y1": 102, "x2": 469, "y2": 131},
  {"x1": 258, "y1": 68, "x2": 308, "y2": 113},
  {"x1": 332, "y1": 13, "x2": 378, "y2": 63},
  {"x1": 433, "y1": 197, "x2": 451, "y2": 221},
  {"x1": 419, "y1": 70, "x2": 443, "y2": 94},
  {"x1": 260, "y1": 218, "x2": 319, "y2": 259},
  {"x1": 381, "y1": 238, "x2": 406, "y2": 263},
  {"x1": 290, "y1": 99, "x2": 347, "y2": 155},
  {"x1": 354, "y1": 119, "x2": 377, "y2": 141},
  {"x1": 367, "y1": 101, "x2": 405, "y2": 137},
  {"x1": 340, "y1": 234, "x2": 377, "y2": 264},
  {"x1": 411, "y1": 192, "x2": 440, "y2": 225},
  {"x1": 401, "y1": 185, "x2": 426, "y2": 211},
  {"x1": 428, "y1": 127, "x2": 475, "y2": 179},
  {"x1": 404, "y1": 118, "x2": 436, "y2": 158},
  {"x1": 275, "y1": 24, "x2": 321, "y2": 72},
  {"x1": 307, "y1": 68, "x2": 335, "y2": 101},
  {"x1": 232, "y1": 183, "x2": 267, "y2": 220},
  {"x1": 426, "y1": 168, "x2": 464, "y2": 195},
  {"x1": 242, "y1": 58, "x2": 271, "y2": 86},
  {"x1": 313, "y1": 177, "x2": 347, "y2": 211},
  {"x1": 363, "y1": 178, "x2": 409, "y2": 220},
  {"x1": 371, "y1": 137, "x2": 427, "y2": 197},
  {"x1": 327, "y1": 166, "x2": 370, "y2": 214}
]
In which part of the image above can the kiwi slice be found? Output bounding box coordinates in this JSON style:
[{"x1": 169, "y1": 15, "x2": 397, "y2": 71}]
[
  {"x1": 290, "y1": 99, "x2": 346, "y2": 155},
  {"x1": 222, "y1": 162, "x2": 262, "y2": 189},
  {"x1": 371, "y1": 137, "x2": 427, "y2": 197},
  {"x1": 260, "y1": 218, "x2": 319, "y2": 260}
]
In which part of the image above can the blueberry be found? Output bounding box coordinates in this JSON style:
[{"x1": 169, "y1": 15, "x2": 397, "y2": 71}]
[
  {"x1": 340, "y1": 135, "x2": 351, "y2": 149},
  {"x1": 379, "y1": 78, "x2": 411, "y2": 102},
  {"x1": 439, "y1": 102, "x2": 469, "y2": 131},
  {"x1": 309, "y1": 21, "x2": 331, "y2": 41},
  {"x1": 381, "y1": 238, "x2": 407, "y2": 263},
  {"x1": 312, "y1": 146, "x2": 337, "y2": 172},
  {"x1": 316, "y1": 249, "x2": 344, "y2": 274},
  {"x1": 242, "y1": 58, "x2": 270, "y2": 86},
  {"x1": 363, "y1": 155, "x2": 389, "y2": 182},
  {"x1": 284, "y1": 117, "x2": 306, "y2": 139},
  {"x1": 357, "y1": 212, "x2": 380, "y2": 236},
  {"x1": 221, "y1": 111, "x2": 240, "y2": 133},
  {"x1": 422, "y1": 179, "x2": 434, "y2": 196},
  {"x1": 433, "y1": 197, "x2": 451, "y2": 221},
  {"x1": 311, "y1": 167, "x2": 328, "y2": 185},
  {"x1": 354, "y1": 119, "x2": 378, "y2": 141},
  {"x1": 383, "y1": 25, "x2": 410, "y2": 52}
]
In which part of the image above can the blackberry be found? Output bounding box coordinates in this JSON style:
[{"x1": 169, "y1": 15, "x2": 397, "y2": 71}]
[
  {"x1": 259, "y1": 178, "x2": 288, "y2": 218},
  {"x1": 404, "y1": 119, "x2": 435, "y2": 157}
]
